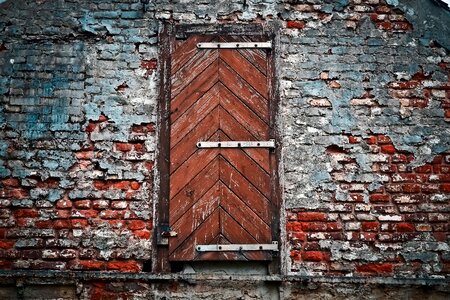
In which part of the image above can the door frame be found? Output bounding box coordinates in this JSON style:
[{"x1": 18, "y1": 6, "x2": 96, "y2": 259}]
[{"x1": 153, "y1": 22, "x2": 282, "y2": 273}]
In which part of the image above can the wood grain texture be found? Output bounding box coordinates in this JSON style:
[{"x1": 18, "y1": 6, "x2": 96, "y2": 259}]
[{"x1": 169, "y1": 35, "x2": 274, "y2": 261}]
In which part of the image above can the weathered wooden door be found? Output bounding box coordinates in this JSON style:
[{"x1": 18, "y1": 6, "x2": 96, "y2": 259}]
[{"x1": 168, "y1": 34, "x2": 276, "y2": 261}]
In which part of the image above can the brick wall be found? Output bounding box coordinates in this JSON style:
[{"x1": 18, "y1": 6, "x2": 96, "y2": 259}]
[{"x1": 0, "y1": 0, "x2": 449, "y2": 284}]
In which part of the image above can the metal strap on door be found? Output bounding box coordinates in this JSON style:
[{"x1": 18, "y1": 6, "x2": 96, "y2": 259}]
[
  {"x1": 196, "y1": 242, "x2": 278, "y2": 252},
  {"x1": 197, "y1": 139, "x2": 275, "y2": 149},
  {"x1": 197, "y1": 42, "x2": 272, "y2": 49}
]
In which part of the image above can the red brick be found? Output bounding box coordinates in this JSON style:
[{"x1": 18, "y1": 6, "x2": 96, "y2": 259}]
[
  {"x1": 131, "y1": 123, "x2": 155, "y2": 134},
  {"x1": 301, "y1": 251, "x2": 329, "y2": 262},
  {"x1": 381, "y1": 144, "x2": 396, "y2": 154},
  {"x1": 297, "y1": 212, "x2": 327, "y2": 221},
  {"x1": 391, "y1": 153, "x2": 408, "y2": 163},
  {"x1": 348, "y1": 136, "x2": 359, "y2": 144},
  {"x1": 35, "y1": 220, "x2": 53, "y2": 228},
  {"x1": 93, "y1": 181, "x2": 110, "y2": 190},
  {"x1": 0, "y1": 240, "x2": 14, "y2": 249},
  {"x1": 286, "y1": 20, "x2": 306, "y2": 29},
  {"x1": 369, "y1": 194, "x2": 390, "y2": 202},
  {"x1": 445, "y1": 110, "x2": 450, "y2": 118},
  {"x1": 75, "y1": 151, "x2": 94, "y2": 159},
  {"x1": 144, "y1": 161, "x2": 154, "y2": 171},
  {"x1": 403, "y1": 184, "x2": 421, "y2": 193},
  {"x1": 100, "y1": 210, "x2": 124, "y2": 219},
  {"x1": 134, "y1": 143, "x2": 145, "y2": 153},
  {"x1": 133, "y1": 230, "x2": 151, "y2": 239},
  {"x1": 377, "y1": 135, "x2": 391, "y2": 144},
  {"x1": 130, "y1": 181, "x2": 141, "y2": 190},
  {"x1": 326, "y1": 222, "x2": 342, "y2": 231},
  {"x1": 290, "y1": 250, "x2": 301, "y2": 261},
  {"x1": 365, "y1": 136, "x2": 377, "y2": 145},
  {"x1": 54, "y1": 220, "x2": 72, "y2": 229},
  {"x1": 75, "y1": 209, "x2": 98, "y2": 218},
  {"x1": 0, "y1": 260, "x2": 13, "y2": 269},
  {"x1": 413, "y1": 165, "x2": 432, "y2": 173},
  {"x1": 14, "y1": 209, "x2": 38, "y2": 218},
  {"x1": 440, "y1": 184, "x2": 450, "y2": 192},
  {"x1": 73, "y1": 260, "x2": 105, "y2": 270},
  {"x1": 377, "y1": 21, "x2": 393, "y2": 30},
  {"x1": 85, "y1": 122, "x2": 96, "y2": 132},
  {"x1": 107, "y1": 261, "x2": 141, "y2": 272},
  {"x1": 362, "y1": 222, "x2": 379, "y2": 232},
  {"x1": 361, "y1": 232, "x2": 377, "y2": 241},
  {"x1": 393, "y1": 21, "x2": 411, "y2": 31},
  {"x1": 57, "y1": 209, "x2": 72, "y2": 218},
  {"x1": 350, "y1": 193, "x2": 364, "y2": 202},
  {"x1": 141, "y1": 59, "x2": 157, "y2": 70},
  {"x1": 397, "y1": 223, "x2": 415, "y2": 232},
  {"x1": 71, "y1": 219, "x2": 88, "y2": 228},
  {"x1": 74, "y1": 200, "x2": 91, "y2": 209},
  {"x1": 302, "y1": 222, "x2": 327, "y2": 231},
  {"x1": 1, "y1": 178, "x2": 20, "y2": 187},
  {"x1": 113, "y1": 181, "x2": 130, "y2": 190},
  {"x1": 128, "y1": 220, "x2": 146, "y2": 230},
  {"x1": 97, "y1": 115, "x2": 108, "y2": 122},
  {"x1": 356, "y1": 263, "x2": 393, "y2": 274},
  {"x1": 376, "y1": 5, "x2": 391, "y2": 13},
  {"x1": 115, "y1": 143, "x2": 133, "y2": 152},
  {"x1": 302, "y1": 242, "x2": 320, "y2": 251}
]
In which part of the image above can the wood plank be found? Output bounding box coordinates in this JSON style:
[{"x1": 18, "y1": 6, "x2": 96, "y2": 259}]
[
  {"x1": 170, "y1": 158, "x2": 220, "y2": 224},
  {"x1": 220, "y1": 149, "x2": 270, "y2": 197},
  {"x1": 220, "y1": 209, "x2": 271, "y2": 261},
  {"x1": 219, "y1": 107, "x2": 270, "y2": 173},
  {"x1": 220, "y1": 208, "x2": 256, "y2": 244},
  {"x1": 170, "y1": 148, "x2": 219, "y2": 199},
  {"x1": 219, "y1": 83, "x2": 268, "y2": 141},
  {"x1": 172, "y1": 35, "x2": 215, "y2": 75},
  {"x1": 219, "y1": 35, "x2": 267, "y2": 75},
  {"x1": 220, "y1": 49, "x2": 268, "y2": 98},
  {"x1": 171, "y1": 49, "x2": 218, "y2": 97},
  {"x1": 219, "y1": 157, "x2": 271, "y2": 225},
  {"x1": 170, "y1": 83, "x2": 220, "y2": 148},
  {"x1": 170, "y1": 182, "x2": 221, "y2": 252},
  {"x1": 220, "y1": 183, "x2": 271, "y2": 242},
  {"x1": 169, "y1": 208, "x2": 220, "y2": 261},
  {"x1": 219, "y1": 60, "x2": 268, "y2": 123},
  {"x1": 171, "y1": 59, "x2": 219, "y2": 123},
  {"x1": 170, "y1": 108, "x2": 219, "y2": 173}
]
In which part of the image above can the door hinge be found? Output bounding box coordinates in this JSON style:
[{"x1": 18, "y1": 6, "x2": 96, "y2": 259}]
[
  {"x1": 157, "y1": 224, "x2": 177, "y2": 246},
  {"x1": 197, "y1": 139, "x2": 276, "y2": 149},
  {"x1": 197, "y1": 42, "x2": 272, "y2": 49},
  {"x1": 196, "y1": 242, "x2": 278, "y2": 252}
]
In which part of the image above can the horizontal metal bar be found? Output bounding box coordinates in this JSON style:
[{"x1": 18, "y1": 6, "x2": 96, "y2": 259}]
[
  {"x1": 196, "y1": 242, "x2": 278, "y2": 252},
  {"x1": 197, "y1": 139, "x2": 275, "y2": 149},
  {"x1": 197, "y1": 42, "x2": 272, "y2": 49}
]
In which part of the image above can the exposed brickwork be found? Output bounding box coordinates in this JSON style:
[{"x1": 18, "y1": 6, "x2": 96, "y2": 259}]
[
  {"x1": 0, "y1": 0, "x2": 449, "y2": 288},
  {"x1": 288, "y1": 135, "x2": 449, "y2": 275}
]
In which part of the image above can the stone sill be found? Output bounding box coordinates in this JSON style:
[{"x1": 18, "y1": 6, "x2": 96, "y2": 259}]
[{"x1": 0, "y1": 270, "x2": 448, "y2": 286}]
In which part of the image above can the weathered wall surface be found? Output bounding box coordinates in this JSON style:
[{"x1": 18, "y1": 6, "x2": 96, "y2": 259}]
[{"x1": 0, "y1": 0, "x2": 449, "y2": 292}]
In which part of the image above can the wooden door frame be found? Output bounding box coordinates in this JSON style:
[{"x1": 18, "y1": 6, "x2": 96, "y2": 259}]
[{"x1": 153, "y1": 21, "x2": 282, "y2": 273}]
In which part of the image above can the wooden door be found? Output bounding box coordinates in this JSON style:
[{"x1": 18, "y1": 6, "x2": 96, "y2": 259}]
[{"x1": 168, "y1": 35, "x2": 275, "y2": 261}]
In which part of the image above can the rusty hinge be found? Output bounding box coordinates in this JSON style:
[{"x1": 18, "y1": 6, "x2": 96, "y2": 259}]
[{"x1": 156, "y1": 224, "x2": 177, "y2": 245}]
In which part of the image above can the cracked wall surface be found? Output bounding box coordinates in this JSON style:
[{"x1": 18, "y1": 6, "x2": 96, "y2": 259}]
[{"x1": 0, "y1": 0, "x2": 449, "y2": 290}]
